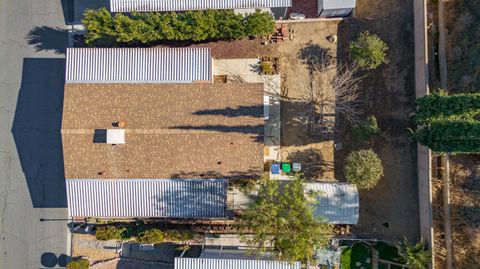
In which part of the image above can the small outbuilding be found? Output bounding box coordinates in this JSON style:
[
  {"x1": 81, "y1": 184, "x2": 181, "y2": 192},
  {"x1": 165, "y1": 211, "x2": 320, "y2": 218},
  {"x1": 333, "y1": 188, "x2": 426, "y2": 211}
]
[{"x1": 317, "y1": 0, "x2": 356, "y2": 18}]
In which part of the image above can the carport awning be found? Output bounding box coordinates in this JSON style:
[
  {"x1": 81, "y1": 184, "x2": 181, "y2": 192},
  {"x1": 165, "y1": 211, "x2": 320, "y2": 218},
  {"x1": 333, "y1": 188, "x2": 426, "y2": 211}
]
[
  {"x1": 110, "y1": 0, "x2": 292, "y2": 12},
  {"x1": 305, "y1": 182, "x2": 359, "y2": 224},
  {"x1": 66, "y1": 179, "x2": 227, "y2": 218}
]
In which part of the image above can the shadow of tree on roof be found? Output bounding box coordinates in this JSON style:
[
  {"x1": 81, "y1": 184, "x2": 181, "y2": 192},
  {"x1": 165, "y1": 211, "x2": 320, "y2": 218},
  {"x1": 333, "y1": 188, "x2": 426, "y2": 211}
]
[
  {"x1": 170, "y1": 124, "x2": 264, "y2": 143},
  {"x1": 192, "y1": 105, "x2": 263, "y2": 118},
  {"x1": 26, "y1": 26, "x2": 68, "y2": 54},
  {"x1": 169, "y1": 168, "x2": 262, "y2": 181}
]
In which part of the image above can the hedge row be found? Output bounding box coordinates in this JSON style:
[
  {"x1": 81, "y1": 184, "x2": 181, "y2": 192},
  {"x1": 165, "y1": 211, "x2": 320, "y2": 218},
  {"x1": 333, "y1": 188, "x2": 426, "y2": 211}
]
[
  {"x1": 95, "y1": 225, "x2": 194, "y2": 243},
  {"x1": 83, "y1": 8, "x2": 276, "y2": 45},
  {"x1": 415, "y1": 120, "x2": 480, "y2": 153},
  {"x1": 415, "y1": 91, "x2": 480, "y2": 124}
]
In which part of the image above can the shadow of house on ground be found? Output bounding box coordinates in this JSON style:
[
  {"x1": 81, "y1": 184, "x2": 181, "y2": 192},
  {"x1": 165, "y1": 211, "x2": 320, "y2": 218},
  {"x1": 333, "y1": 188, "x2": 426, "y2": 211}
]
[
  {"x1": 26, "y1": 26, "x2": 68, "y2": 54},
  {"x1": 12, "y1": 58, "x2": 67, "y2": 208}
]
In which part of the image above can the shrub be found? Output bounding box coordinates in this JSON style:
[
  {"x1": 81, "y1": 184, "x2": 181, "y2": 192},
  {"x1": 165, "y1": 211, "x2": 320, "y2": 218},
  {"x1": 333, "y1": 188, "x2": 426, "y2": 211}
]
[
  {"x1": 349, "y1": 31, "x2": 389, "y2": 70},
  {"x1": 396, "y1": 238, "x2": 431, "y2": 269},
  {"x1": 66, "y1": 258, "x2": 89, "y2": 269},
  {"x1": 164, "y1": 230, "x2": 195, "y2": 241},
  {"x1": 259, "y1": 61, "x2": 274, "y2": 75},
  {"x1": 95, "y1": 226, "x2": 127, "y2": 241},
  {"x1": 352, "y1": 115, "x2": 380, "y2": 141},
  {"x1": 343, "y1": 149, "x2": 383, "y2": 189},
  {"x1": 137, "y1": 228, "x2": 165, "y2": 244},
  {"x1": 82, "y1": 8, "x2": 275, "y2": 45}
]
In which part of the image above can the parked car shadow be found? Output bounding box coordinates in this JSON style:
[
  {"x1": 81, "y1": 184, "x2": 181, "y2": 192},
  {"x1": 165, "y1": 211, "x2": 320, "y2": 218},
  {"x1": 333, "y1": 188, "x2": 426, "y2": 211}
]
[{"x1": 12, "y1": 58, "x2": 67, "y2": 208}]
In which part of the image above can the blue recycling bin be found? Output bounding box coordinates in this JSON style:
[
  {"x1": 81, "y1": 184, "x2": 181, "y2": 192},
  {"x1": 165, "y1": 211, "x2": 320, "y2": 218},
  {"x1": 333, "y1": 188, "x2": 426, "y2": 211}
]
[{"x1": 271, "y1": 163, "x2": 280, "y2": 174}]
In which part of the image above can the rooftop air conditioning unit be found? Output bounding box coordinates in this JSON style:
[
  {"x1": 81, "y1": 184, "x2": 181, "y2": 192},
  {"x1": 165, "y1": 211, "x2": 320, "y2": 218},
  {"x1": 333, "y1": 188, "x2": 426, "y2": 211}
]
[{"x1": 106, "y1": 129, "x2": 125, "y2": 144}]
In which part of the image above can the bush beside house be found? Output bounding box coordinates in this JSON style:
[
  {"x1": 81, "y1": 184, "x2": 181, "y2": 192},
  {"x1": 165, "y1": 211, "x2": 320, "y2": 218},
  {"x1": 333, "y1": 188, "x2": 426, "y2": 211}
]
[
  {"x1": 95, "y1": 226, "x2": 127, "y2": 240},
  {"x1": 83, "y1": 8, "x2": 276, "y2": 45},
  {"x1": 66, "y1": 258, "x2": 89, "y2": 269}
]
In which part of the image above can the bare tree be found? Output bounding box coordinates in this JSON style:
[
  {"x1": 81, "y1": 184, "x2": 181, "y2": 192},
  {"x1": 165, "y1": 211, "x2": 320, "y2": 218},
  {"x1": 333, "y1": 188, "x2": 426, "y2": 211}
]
[{"x1": 299, "y1": 55, "x2": 363, "y2": 132}]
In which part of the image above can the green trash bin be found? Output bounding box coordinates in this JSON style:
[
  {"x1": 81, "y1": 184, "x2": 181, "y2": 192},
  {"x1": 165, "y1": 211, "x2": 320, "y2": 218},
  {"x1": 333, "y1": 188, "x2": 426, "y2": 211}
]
[{"x1": 281, "y1": 162, "x2": 291, "y2": 173}]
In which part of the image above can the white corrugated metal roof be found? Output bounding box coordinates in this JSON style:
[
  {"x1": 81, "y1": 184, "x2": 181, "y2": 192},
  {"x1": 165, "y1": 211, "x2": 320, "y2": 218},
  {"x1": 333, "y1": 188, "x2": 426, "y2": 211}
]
[
  {"x1": 175, "y1": 258, "x2": 301, "y2": 269},
  {"x1": 110, "y1": 0, "x2": 292, "y2": 12},
  {"x1": 65, "y1": 47, "x2": 212, "y2": 83},
  {"x1": 66, "y1": 179, "x2": 226, "y2": 218},
  {"x1": 322, "y1": 0, "x2": 356, "y2": 10},
  {"x1": 305, "y1": 182, "x2": 359, "y2": 225}
]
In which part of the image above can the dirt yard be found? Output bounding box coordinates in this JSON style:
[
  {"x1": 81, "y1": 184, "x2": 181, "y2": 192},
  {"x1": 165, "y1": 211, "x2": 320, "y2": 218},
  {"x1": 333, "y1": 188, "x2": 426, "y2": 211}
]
[
  {"x1": 277, "y1": 21, "x2": 339, "y2": 180},
  {"x1": 72, "y1": 234, "x2": 120, "y2": 264},
  {"x1": 334, "y1": 0, "x2": 419, "y2": 242},
  {"x1": 445, "y1": 0, "x2": 480, "y2": 92},
  {"x1": 447, "y1": 155, "x2": 480, "y2": 268}
]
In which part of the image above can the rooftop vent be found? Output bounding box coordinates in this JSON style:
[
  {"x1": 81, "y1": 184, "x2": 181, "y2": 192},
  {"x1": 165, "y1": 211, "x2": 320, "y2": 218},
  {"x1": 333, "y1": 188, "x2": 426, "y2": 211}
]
[{"x1": 106, "y1": 129, "x2": 125, "y2": 144}]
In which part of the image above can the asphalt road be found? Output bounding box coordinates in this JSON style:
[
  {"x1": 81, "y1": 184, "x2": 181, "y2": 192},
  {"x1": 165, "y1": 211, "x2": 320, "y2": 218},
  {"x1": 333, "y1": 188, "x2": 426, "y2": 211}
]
[{"x1": 0, "y1": 0, "x2": 71, "y2": 267}]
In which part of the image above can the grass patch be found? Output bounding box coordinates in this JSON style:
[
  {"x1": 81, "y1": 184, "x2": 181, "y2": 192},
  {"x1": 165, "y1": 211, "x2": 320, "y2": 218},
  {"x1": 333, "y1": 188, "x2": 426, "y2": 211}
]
[{"x1": 341, "y1": 243, "x2": 372, "y2": 269}]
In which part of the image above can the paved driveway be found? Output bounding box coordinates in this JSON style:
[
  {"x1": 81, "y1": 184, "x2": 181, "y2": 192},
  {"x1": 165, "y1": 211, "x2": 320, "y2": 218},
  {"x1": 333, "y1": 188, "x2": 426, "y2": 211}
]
[{"x1": 0, "y1": 0, "x2": 70, "y2": 267}]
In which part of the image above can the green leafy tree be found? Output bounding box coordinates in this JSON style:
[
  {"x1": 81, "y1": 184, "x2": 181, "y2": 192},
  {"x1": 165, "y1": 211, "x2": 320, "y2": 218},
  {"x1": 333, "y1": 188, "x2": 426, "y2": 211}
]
[
  {"x1": 343, "y1": 149, "x2": 383, "y2": 189},
  {"x1": 244, "y1": 10, "x2": 276, "y2": 37},
  {"x1": 82, "y1": 9, "x2": 273, "y2": 45},
  {"x1": 396, "y1": 238, "x2": 431, "y2": 269},
  {"x1": 349, "y1": 31, "x2": 389, "y2": 70},
  {"x1": 215, "y1": 10, "x2": 245, "y2": 39},
  {"x1": 82, "y1": 8, "x2": 115, "y2": 45},
  {"x1": 241, "y1": 175, "x2": 331, "y2": 263},
  {"x1": 66, "y1": 258, "x2": 89, "y2": 269},
  {"x1": 352, "y1": 115, "x2": 380, "y2": 141}
]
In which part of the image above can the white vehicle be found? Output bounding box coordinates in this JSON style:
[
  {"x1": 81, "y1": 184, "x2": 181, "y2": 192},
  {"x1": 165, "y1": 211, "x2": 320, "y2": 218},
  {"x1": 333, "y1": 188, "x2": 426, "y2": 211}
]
[{"x1": 289, "y1": 13, "x2": 306, "y2": 20}]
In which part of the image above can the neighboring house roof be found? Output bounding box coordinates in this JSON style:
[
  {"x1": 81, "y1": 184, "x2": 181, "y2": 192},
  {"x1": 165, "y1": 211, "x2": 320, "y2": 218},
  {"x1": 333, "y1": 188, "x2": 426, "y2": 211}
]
[
  {"x1": 66, "y1": 179, "x2": 227, "y2": 218},
  {"x1": 322, "y1": 0, "x2": 356, "y2": 10},
  {"x1": 174, "y1": 258, "x2": 301, "y2": 269},
  {"x1": 61, "y1": 83, "x2": 264, "y2": 179},
  {"x1": 199, "y1": 247, "x2": 274, "y2": 260},
  {"x1": 110, "y1": 0, "x2": 292, "y2": 12},
  {"x1": 65, "y1": 48, "x2": 212, "y2": 83},
  {"x1": 305, "y1": 182, "x2": 359, "y2": 224}
]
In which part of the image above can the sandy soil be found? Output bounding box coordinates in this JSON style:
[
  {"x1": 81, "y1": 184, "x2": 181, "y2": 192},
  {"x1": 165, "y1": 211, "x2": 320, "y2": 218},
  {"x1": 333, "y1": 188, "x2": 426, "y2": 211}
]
[
  {"x1": 334, "y1": 0, "x2": 419, "y2": 242},
  {"x1": 72, "y1": 234, "x2": 120, "y2": 263}
]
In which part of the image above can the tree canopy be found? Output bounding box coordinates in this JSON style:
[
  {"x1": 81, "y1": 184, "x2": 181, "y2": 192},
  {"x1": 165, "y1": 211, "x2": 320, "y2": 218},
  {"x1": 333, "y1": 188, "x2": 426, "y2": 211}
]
[
  {"x1": 413, "y1": 91, "x2": 480, "y2": 153},
  {"x1": 343, "y1": 149, "x2": 383, "y2": 189},
  {"x1": 240, "y1": 175, "x2": 331, "y2": 263},
  {"x1": 82, "y1": 8, "x2": 275, "y2": 45},
  {"x1": 349, "y1": 31, "x2": 389, "y2": 70}
]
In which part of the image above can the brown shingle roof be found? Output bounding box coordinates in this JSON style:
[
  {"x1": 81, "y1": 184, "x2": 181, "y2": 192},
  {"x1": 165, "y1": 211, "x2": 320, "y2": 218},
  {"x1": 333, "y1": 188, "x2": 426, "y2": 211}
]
[{"x1": 62, "y1": 83, "x2": 264, "y2": 179}]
